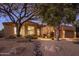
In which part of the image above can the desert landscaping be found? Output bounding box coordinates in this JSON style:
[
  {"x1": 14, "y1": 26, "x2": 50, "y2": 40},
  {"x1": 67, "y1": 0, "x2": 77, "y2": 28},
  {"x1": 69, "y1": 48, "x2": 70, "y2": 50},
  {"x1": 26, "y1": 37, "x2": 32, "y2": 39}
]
[
  {"x1": 0, "y1": 3, "x2": 79, "y2": 56},
  {"x1": 0, "y1": 34, "x2": 79, "y2": 56}
]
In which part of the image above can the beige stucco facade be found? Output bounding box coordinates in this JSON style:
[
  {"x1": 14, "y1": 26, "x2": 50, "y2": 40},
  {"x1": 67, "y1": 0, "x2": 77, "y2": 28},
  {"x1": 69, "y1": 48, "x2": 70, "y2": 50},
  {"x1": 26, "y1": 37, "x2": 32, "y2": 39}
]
[
  {"x1": 3, "y1": 21, "x2": 42, "y2": 37},
  {"x1": 41, "y1": 25, "x2": 77, "y2": 39},
  {"x1": 3, "y1": 21, "x2": 78, "y2": 40}
]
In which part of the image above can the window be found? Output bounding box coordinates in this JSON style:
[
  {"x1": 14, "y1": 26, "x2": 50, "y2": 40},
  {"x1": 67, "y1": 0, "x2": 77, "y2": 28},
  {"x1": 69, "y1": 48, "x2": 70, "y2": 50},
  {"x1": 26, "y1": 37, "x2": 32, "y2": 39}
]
[{"x1": 27, "y1": 26, "x2": 35, "y2": 35}]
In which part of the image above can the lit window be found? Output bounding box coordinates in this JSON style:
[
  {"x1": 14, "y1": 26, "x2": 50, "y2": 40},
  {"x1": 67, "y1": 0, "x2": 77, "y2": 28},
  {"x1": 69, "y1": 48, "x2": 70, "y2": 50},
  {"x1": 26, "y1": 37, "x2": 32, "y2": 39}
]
[
  {"x1": 14, "y1": 27, "x2": 16, "y2": 35},
  {"x1": 27, "y1": 26, "x2": 35, "y2": 35}
]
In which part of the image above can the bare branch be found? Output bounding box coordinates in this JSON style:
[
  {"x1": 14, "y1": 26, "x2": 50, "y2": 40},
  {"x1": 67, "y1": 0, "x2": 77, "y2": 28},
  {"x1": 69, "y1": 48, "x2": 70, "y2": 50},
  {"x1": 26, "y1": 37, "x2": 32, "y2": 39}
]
[
  {"x1": 7, "y1": 4, "x2": 19, "y2": 19},
  {"x1": 21, "y1": 10, "x2": 40, "y2": 25},
  {"x1": 20, "y1": 4, "x2": 27, "y2": 17}
]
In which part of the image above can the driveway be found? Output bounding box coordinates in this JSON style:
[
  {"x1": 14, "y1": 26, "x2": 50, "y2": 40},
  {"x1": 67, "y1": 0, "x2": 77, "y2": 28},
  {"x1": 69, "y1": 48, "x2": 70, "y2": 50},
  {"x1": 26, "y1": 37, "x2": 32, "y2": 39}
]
[
  {"x1": 39, "y1": 40, "x2": 79, "y2": 56},
  {"x1": 0, "y1": 38, "x2": 79, "y2": 56}
]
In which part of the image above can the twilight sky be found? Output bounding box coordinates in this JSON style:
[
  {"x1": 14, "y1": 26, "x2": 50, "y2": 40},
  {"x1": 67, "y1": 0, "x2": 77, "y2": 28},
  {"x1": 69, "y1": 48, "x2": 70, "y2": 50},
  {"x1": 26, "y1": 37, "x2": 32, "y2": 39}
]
[
  {"x1": 0, "y1": 17, "x2": 8, "y2": 30},
  {"x1": 0, "y1": 15, "x2": 79, "y2": 31}
]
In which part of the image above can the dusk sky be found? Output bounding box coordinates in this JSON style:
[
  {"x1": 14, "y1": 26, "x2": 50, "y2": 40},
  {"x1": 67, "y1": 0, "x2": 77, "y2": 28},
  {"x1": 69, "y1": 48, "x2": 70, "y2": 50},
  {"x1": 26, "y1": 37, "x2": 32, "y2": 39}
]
[
  {"x1": 0, "y1": 15, "x2": 79, "y2": 31},
  {"x1": 0, "y1": 17, "x2": 7, "y2": 30}
]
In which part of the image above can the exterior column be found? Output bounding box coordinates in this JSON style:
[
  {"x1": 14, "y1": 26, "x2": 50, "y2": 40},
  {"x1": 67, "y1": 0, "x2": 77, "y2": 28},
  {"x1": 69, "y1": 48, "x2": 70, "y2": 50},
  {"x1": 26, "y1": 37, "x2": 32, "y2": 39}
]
[
  {"x1": 35, "y1": 27, "x2": 37, "y2": 36},
  {"x1": 62, "y1": 30, "x2": 65, "y2": 38},
  {"x1": 25, "y1": 24, "x2": 28, "y2": 36},
  {"x1": 39, "y1": 28, "x2": 42, "y2": 37},
  {"x1": 20, "y1": 26, "x2": 25, "y2": 36},
  {"x1": 62, "y1": 27, "x2": 65, "y2": 39},
  {"x1": 53, "y1": 31, "x2": 56, "y2": 40},
  {"x1": 74, "y1": 31, "x2": 76, "y2": 38}
]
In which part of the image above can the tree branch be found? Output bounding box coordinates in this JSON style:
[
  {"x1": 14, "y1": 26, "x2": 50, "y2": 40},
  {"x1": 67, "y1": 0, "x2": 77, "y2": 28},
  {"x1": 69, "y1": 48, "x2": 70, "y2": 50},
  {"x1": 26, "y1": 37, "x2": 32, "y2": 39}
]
[
  {"x1": 0, "y1": 4, "x2": 16, "y2": 23},
  {"x1": 21, "y1": 10, "x2": 39, "y2": 25},
  {"x1": 7, "y1": 4, "x2": 19, "y2": 19}
]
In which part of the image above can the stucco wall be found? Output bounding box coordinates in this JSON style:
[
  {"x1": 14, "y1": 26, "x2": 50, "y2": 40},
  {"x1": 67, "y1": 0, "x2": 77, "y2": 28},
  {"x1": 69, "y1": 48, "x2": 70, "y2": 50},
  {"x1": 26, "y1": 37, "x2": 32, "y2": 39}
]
[
  {"x1": 41, "y1": 26, "x2": 55, "y2": 38},
  {"x1": 23, "y1": 22, "x2": 42, "y2": 36},
  {"x1": 3, "y1": 23, "x2": 15, "y2": 36},
  {"x1": 3, "y1": 22, "x2": 77, "y2": 39},
  {"x1": 3, "y1": 22, "x2": 42, "y2": 37},
  {"x1": 41, "y1": 25, "x2": 76, "y2": 38}
]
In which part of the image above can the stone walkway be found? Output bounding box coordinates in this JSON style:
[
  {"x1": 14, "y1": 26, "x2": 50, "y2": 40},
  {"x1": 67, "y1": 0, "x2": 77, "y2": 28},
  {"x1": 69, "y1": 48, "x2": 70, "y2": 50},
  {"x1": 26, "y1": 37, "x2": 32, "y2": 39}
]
[{"x1": 33, "y1": 41, "x2": 43, "y2": 56}]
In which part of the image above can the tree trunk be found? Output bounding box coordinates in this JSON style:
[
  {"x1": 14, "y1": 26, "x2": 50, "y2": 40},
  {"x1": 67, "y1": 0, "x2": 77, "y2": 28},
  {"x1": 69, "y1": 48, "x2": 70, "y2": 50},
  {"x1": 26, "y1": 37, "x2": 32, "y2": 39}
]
[
  {"x1": 16, "y1": 24, "x2": 22, "y2": 37},
  {"x1": 16, "y1": 27, "x2": 21, "y2": 37},
  {"x1": 55, "y1": 26, "x2": 60, "y2": 41}
]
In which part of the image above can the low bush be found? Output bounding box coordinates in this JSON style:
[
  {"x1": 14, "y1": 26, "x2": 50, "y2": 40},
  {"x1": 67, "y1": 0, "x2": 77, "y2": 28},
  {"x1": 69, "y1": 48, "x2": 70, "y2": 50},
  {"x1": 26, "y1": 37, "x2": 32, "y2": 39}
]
[
  {"x1": 25, "y1": 35, "x2": 38, "y2": 42},
  {"x1": 42, "y1": 34, "x2": 47, "y2": 38},
  {"x1": 5, "y1": 35, "x2": 16, "y2": 39},
  {"x1": 51, "y1": 37, "x2": 54, "y2": 40},
  {"x1": 73, "y1": 42, "x2": 79, "y2": 44},
  {"x1": 25, "y1": 35, "x2": 38, "y2": 39},
  {"x1": 0, "y1": 34, "x2": 4, "y2": 38},
  {"x1": 32, "y1": 35, "x2": 38, "y2": 39},
  {"x1": 0, "y1": 32, "x2": 4, "y2": 38}
]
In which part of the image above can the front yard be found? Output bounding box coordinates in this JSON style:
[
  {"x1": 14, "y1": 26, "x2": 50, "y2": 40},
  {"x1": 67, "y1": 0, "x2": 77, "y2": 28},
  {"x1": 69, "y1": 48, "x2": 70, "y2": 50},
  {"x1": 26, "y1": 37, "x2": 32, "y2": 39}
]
[{"x1": 0, "y1": 38, "x2": 79, "y2": 56}]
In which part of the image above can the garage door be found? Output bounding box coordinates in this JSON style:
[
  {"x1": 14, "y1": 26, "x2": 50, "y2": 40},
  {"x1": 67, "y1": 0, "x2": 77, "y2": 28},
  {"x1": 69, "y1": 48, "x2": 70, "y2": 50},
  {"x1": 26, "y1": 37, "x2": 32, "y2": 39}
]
[{"x1": 65, "y1": 30, "x2": 74, "y2": 38}]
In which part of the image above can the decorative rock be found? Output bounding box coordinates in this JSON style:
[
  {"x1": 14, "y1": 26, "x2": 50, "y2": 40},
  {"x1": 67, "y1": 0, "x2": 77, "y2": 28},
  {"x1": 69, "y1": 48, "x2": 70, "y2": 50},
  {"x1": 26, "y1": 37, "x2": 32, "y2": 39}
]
[{"x1": 33, "y1": 41, "x2": 43, "y2": 56}]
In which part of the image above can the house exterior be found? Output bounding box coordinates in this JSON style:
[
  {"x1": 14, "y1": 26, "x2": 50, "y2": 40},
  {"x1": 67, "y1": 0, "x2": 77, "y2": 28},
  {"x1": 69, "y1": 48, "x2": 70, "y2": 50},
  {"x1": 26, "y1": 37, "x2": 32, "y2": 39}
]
[
  {"x1": 3, "y1": 21, "x2": 78, "y2": 40},
  {"x1": 41, "y1": 24, "x2": 77, "y2": 40},
  {"x1": 3, "y1": 21, "x2": 43, "y2": 37}
]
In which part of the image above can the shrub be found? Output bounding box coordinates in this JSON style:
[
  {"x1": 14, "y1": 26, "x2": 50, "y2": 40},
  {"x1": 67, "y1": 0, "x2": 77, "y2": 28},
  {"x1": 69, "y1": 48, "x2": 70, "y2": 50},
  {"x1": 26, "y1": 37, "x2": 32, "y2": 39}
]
[
  {"x1": 25, "y1": 35, "x2": 38, "y2": 42},
  {"x1": 32, "y1": 35, "x2": 38, "y2": 39},
  {"x1": 0, "y1": 34, "x2": 4, "y2": 38},
  {"x1": 0, "y1": 32, "x2": 4, "y2": 38},
  {"x1": 6, "y1": 35, "x2": 16, "y2": 39},
  {"x1": 42, "y1": 34, "x2": 47, "y2": 38},
  {"x1": 25, "y1": 35, "x2": 38, "y2": 39},
  {"x1": 50, "y1": 32, "x2": 54, "y2": 37},
  {"x1": 73, "y1": 42, "x2": 79, "y2": 44},
  {"x1": 25, "y1": 35, "x2": 32, "y2": 42}
]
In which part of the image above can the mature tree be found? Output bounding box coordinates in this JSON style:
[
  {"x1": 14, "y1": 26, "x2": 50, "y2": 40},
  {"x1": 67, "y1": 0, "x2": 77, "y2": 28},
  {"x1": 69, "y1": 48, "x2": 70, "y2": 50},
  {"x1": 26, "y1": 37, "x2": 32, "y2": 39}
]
[
  {"x1": 0, "y1": 3, "x2": 38, "y2": 37},
  {"x1": 38, "y1": 4, "x2": 76, "y2": 40},
  {"x1": 76, "y1": 20, "x2": 79, "y2": 27}
]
